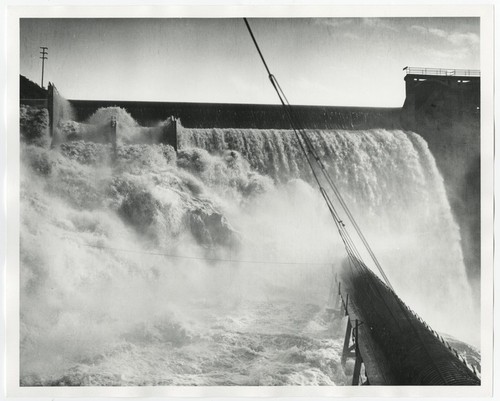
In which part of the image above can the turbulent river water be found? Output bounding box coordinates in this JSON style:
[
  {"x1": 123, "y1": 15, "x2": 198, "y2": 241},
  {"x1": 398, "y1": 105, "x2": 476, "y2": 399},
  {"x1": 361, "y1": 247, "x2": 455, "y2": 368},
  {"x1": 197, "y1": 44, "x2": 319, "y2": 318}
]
[{"x1": 20, "y1": 106, "x2": 479, "y2": 385}]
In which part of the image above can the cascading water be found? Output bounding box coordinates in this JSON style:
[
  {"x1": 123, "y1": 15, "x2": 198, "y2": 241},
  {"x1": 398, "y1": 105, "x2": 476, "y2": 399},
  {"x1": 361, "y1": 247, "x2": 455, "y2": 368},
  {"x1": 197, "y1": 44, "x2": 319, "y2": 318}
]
[
  {"x1": 180, "y1": 126, "x2": 477, "y2": 336},
  {"x1": 19, "y1": 107, "x2": 479, "y2": 386}
]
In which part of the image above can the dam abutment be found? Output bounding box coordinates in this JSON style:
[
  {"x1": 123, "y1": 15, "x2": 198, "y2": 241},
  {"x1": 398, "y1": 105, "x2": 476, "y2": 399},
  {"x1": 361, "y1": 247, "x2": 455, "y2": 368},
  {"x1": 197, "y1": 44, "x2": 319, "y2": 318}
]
[{"x1": 401, "y1": 68, "x2": 481, "y2": 293}]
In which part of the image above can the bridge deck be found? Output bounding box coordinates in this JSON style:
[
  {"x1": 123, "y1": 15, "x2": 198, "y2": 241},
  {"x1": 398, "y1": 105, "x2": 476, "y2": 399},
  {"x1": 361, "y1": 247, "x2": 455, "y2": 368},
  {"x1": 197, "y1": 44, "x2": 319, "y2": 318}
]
[
  {"x1": 337, "y1": 258, "x2": 480, "y2": 385},
  {"x1": 342, "y1": 297, "x2": 398, "y2": 384}
]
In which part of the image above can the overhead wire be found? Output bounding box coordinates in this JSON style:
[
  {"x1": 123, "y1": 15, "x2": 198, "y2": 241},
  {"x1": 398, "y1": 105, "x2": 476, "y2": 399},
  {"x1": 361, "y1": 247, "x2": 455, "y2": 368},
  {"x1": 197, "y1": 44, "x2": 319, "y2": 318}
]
[{"x1": 62, "y1": 237, "x2": 335, "y2": 267}]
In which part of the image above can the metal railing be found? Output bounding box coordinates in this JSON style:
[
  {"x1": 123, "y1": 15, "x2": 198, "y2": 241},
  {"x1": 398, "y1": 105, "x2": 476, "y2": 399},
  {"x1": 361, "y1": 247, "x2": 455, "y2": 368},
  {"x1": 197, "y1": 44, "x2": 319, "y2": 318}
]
[{"x1": 403, "y1": 66, "x2": 480, "y2": 77}]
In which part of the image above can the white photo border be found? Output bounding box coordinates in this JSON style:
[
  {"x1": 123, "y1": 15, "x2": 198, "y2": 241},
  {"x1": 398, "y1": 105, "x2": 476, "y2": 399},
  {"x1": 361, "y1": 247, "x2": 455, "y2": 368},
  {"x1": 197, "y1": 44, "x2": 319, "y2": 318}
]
[{"x1": 5, "y1": 4, "x2": 495, "y2": 398}]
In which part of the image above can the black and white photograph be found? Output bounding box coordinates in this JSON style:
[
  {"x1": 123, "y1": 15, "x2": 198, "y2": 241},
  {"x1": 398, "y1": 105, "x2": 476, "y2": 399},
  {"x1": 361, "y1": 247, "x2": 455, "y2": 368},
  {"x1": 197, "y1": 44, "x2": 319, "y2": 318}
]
[{"x1": 5, "y1": 4, "x2": 494, "y2": 397}]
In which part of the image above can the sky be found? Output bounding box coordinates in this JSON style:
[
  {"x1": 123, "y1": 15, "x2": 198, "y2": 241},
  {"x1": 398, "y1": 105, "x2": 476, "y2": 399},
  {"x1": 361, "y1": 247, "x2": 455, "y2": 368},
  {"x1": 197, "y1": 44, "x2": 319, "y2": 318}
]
[{"x1": 20, "y1": 17, "x2": 480, "y2": 107}]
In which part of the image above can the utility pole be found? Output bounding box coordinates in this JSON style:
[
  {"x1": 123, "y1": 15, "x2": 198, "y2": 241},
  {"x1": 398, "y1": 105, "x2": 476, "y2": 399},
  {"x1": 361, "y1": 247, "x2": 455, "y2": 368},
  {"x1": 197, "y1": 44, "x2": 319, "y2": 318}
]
[{"x1": 40, "y1": 47, "x2": 48, "y2": 89}]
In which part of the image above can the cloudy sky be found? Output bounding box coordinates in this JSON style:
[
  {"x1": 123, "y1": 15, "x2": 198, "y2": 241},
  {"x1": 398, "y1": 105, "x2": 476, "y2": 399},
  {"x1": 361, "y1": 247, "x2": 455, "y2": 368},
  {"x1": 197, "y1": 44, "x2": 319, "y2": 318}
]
[{"x1": 20, "y1": 17, "x2": 480, "y2": 107}]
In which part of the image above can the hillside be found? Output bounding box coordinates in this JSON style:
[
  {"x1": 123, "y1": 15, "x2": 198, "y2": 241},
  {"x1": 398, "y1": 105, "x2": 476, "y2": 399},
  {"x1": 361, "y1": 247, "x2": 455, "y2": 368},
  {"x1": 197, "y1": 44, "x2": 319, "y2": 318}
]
[{"x1": 20, "y1": 75, "x2": 47, "y2": 99}]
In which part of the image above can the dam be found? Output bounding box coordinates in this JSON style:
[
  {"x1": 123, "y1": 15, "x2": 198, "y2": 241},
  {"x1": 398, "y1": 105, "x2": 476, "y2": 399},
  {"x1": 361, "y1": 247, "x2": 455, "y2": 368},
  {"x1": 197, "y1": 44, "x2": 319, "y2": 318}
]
[
  {"x1": 44, "y1": 81, "x2": 402, "y2": 149},
  {"x1": 36, "y1": 67, "x2": 480, "y2": 293},
  {"x1": 19, "y1": 67, "x2": 481, "y2": 385}
]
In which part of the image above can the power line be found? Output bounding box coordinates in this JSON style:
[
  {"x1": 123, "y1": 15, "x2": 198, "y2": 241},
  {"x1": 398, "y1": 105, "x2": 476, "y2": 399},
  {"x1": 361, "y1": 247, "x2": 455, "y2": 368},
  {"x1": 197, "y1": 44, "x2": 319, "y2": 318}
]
[
  {"x1": 40, "y1": 46, "x2": 48, "y2": 89},
  {"x1": 66, "y1": 239, "x2": 335, "y2": 267}
]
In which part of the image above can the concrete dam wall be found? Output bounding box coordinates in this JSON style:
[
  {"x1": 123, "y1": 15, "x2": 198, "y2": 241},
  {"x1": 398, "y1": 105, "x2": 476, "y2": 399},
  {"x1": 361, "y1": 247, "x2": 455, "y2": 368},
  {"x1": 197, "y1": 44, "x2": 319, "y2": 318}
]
[
  {"x1": 69, "y1": 99, "x2": 402, "y2": 131},
  {"x1": 47, "y1": 84, "x2": 75, "y2": 145},
  {"x1": 47, "y1": 84, "x2": 177, "y2": 149}
]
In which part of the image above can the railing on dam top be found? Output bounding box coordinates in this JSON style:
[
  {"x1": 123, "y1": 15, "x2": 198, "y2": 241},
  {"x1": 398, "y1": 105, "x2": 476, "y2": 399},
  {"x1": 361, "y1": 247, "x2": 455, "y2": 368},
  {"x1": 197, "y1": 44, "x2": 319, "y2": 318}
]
[{"x1": 403, "y1": 66, "x2": 480, "y2": 77}]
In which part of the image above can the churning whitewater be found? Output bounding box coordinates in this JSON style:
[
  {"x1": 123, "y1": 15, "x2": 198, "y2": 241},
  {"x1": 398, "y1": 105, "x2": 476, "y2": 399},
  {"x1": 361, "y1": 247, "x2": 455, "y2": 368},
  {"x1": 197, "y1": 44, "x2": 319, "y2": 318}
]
[{"x1": 20, "y1": 107, "x2": 478, "y2": 386}]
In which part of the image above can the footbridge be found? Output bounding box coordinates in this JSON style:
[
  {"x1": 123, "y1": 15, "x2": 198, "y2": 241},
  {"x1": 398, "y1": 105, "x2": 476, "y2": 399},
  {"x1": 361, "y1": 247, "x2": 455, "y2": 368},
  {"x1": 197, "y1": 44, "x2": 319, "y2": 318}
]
[{"x1": 328, "y1": 258, "x2": 480, "y2": 385}]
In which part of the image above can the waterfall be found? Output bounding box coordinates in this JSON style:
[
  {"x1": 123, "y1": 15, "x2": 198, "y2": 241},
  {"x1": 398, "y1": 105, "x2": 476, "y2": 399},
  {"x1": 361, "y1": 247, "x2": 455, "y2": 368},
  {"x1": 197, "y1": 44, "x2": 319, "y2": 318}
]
[
  {"x1": 19, "y1": 108, "x2": 478, "y2": 386},
  {"x1": 180, "y1": 126, "x2": 476, "y2": 342}
]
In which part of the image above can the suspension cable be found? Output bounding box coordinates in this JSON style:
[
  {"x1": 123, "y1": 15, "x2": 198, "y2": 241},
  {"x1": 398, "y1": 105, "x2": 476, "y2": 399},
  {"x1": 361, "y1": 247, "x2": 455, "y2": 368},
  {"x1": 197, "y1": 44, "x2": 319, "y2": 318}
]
[
  {"x1": 62, "y1": 237, "x2": 335, "y2": 266},
  {"x1": 270, "y1": 65, "x2": 394, "y2": 289},
  {"x1": 243, "y1": 18, "x2": 394, "y2": 290}
]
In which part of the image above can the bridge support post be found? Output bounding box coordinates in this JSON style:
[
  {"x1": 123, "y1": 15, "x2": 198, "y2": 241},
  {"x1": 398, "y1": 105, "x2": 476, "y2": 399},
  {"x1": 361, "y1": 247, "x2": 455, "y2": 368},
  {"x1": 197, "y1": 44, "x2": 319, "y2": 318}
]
[
  {"x1": 344, "y1": 293, "x2": 349, "y2": 315},
  {"x1": 341, "y1": 318, "x2": 367, "y2": 385},
  {"x1": 341, "y1": 318, "x2": 354, "y2": 367},
  {"x1": 352, "y1": 353, "x2": 363, "y2": 385},
  {"x1": 163, "y1": 116, "x2": 178, "y2": 151},
  {"x1": 335, "y1": 281, "x2": 341, "y2": 310},
  {"x1": 326, "y1": 273, "x2": 341, "y2": 318},
  {"x1": 110, "y1": 116, "x2": 117, "y2": 162},
  {"x1": 351, "y1": 319, "x2": 364, "y2": 385}
]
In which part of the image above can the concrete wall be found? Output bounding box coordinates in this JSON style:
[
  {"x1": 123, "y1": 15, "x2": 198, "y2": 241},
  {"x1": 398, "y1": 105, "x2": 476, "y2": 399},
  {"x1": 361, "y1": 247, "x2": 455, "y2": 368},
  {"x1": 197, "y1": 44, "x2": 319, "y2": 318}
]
[
  {"x1": 20, "y1": 99, "x2": 48, "y2": 109},
  {"x1": 47, "y1": 87, "x2": 179, "y2": 150},
  {"x1": 401, "y1": 74, "x2": 481, "y2": 295},
  {"x1": 64, "y1": 98, "x2": 400, "y2": 151},
  {"x1": 401, "y1": 74, "x2": 479, "y2": 126},
  {"x1": 47, "y1": 83, "x2": 75, "y2": 146},
  {"x1": 68, "y1": 99, "x2": 402, "y2": 130}
]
